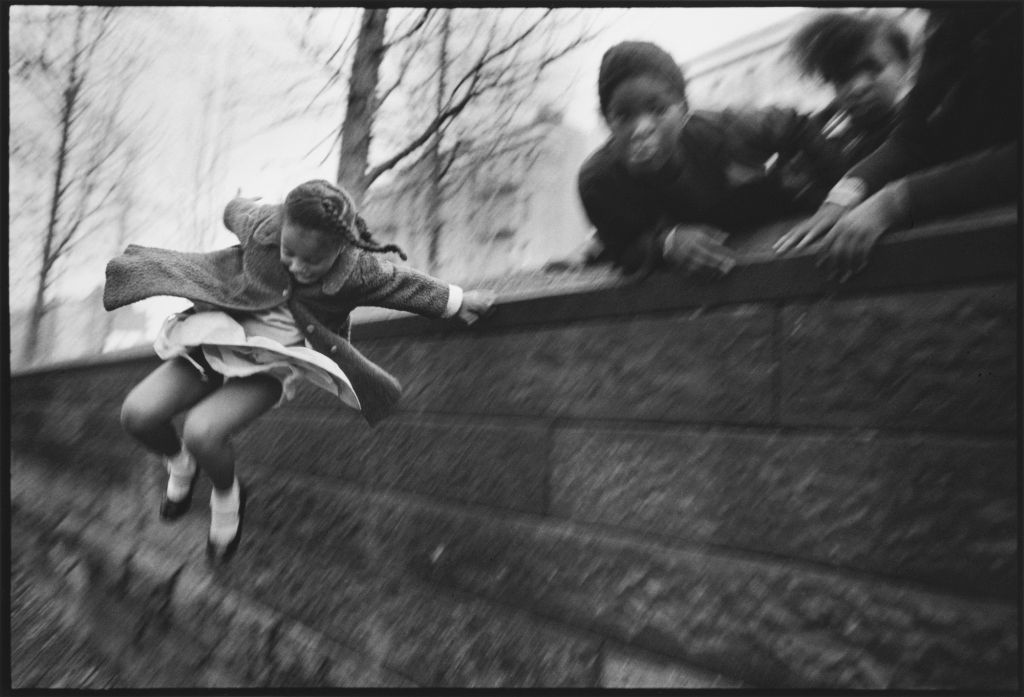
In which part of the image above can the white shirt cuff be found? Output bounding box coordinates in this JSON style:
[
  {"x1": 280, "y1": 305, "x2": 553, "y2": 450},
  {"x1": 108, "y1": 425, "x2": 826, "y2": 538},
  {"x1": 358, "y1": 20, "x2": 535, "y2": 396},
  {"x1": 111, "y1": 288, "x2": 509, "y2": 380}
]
[
  {"x1": 662, "y1": 226, "x2": 678, "y2": 259},
  {"x1": 825, "y1": 177, "x2": 868, "y2": 208},
  {"x1": 443, "y1": 284, "x2": 464, "y2": 318}
]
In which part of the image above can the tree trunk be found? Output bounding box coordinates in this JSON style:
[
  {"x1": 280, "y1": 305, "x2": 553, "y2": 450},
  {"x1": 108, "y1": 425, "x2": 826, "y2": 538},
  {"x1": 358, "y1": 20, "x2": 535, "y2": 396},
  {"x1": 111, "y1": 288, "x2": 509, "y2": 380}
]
[
  {"x1": 24, "y1": 6, "x2": 84, "y2": 363},
  {"x1": 337, "y1": 8, "x2": 387, "y2": 206},
  {"x1": 426, "y1": 9, "x2": 451, "y2": 272}
]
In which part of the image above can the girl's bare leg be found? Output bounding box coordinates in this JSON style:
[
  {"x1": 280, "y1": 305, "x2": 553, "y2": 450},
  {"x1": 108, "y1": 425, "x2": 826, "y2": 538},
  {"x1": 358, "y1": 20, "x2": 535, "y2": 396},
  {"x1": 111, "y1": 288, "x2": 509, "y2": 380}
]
[
  {"x1": 120, "y1": 357, "x2": 220, "y2": 455},
  {"x1": 180, "y1": 374, "x2": 282, "y2": 491}
]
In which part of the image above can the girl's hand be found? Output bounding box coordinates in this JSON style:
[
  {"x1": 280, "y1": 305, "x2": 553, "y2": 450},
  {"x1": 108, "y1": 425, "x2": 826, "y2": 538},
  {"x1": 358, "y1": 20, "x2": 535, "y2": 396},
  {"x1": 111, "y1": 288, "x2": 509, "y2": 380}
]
[{"x1": 457, "y1": 289, "x2": 497, "y2": 325}]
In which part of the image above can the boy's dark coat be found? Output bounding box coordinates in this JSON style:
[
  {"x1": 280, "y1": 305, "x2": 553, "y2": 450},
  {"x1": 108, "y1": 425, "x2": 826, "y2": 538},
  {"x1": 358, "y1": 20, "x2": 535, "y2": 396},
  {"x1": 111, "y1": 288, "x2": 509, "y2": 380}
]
[{"x1": 578, "y1": 106, "x2": 887, "y2": 273}]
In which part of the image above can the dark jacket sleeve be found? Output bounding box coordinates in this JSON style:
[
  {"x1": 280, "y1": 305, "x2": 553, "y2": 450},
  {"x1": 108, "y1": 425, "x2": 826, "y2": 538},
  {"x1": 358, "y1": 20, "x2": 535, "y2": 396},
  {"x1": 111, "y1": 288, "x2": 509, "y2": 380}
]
[
  {"x1": 902, "y1": 144, "x2": 1018, "y2": 225},
  {"x1": 577, "y1": 143, "x2": 665, "y2": 274},
  {"x1": 723, "y1": 106, "x2": 851, "y2": 200},
  {"x1": 847, "y1": 5, "x2": 1022, "y2": 195},
  {"x1": 724, "y1": 107, "x2": 820, "y2": 160}
]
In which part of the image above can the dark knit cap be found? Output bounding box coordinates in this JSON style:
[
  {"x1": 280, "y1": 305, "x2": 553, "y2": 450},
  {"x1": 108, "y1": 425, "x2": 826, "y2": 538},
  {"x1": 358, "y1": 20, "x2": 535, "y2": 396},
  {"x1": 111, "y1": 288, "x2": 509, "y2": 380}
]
[{"x1": 598, "y1": 41, "x2": 688, "y2": 117}]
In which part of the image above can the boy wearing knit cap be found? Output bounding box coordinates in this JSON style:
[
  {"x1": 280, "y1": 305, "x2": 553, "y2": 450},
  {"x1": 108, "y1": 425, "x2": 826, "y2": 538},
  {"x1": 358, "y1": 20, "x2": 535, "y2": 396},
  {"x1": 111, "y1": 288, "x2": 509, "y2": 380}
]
[{"x1": 576, "y1": 40, "x2": 865, "y2": 277}]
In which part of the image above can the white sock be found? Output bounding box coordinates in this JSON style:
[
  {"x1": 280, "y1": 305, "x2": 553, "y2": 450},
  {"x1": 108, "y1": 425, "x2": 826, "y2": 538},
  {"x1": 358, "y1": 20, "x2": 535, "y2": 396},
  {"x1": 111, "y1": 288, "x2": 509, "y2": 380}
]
[
  {"x1": 209, "y1": 478, "x2": 240, "y2": 546},
  {"x1": 164, "y1": 447, "x2": 196, "y2": 501}
]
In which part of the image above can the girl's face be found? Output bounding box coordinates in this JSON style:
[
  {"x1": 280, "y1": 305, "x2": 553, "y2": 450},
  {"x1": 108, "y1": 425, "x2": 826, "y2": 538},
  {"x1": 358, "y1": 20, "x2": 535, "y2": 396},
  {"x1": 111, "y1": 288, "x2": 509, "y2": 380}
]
[
  {"x1": 833, "y1": 36, "x2": 910, "y2": 127},
  {"x1": 280, "y1": 217, "x2": 345, "y2": 285},
  {"x1": 606, "y1": 75, "x2": 687, "y2": 177}
]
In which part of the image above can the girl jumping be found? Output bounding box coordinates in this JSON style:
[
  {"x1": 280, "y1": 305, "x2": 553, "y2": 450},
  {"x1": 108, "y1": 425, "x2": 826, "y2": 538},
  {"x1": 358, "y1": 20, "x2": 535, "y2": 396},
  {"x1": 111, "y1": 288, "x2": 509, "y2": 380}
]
[{"x1": 103, "y1": 179, "x2": 495, "y2": 564}]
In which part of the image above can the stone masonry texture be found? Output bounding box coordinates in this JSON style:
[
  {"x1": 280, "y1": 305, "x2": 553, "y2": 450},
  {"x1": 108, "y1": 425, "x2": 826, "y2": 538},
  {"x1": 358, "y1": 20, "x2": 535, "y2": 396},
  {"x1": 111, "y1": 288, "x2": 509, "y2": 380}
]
[
  {"x1": 780, "y1": 283, "x2": 1017, "y2": 433},
  {"x1": 358, "y1": 303, "x2": 776, "y2": 423},
  {"x1": 9, "y1": 240, "x2": 1019, "y2": 691},
  {"x1": 550, "y1": 424, "x2": 1018, "y2": 599}
]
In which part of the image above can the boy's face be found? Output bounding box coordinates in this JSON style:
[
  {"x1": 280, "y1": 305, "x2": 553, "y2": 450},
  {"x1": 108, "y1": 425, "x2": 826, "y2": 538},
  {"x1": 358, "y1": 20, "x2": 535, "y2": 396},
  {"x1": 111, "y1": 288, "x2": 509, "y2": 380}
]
[
  {"x1": 833, "y1": 35, "x2": 910, "y2": 127},
  {"x1": 605, "y1": 75, "x2": 688, "y2": 177}
]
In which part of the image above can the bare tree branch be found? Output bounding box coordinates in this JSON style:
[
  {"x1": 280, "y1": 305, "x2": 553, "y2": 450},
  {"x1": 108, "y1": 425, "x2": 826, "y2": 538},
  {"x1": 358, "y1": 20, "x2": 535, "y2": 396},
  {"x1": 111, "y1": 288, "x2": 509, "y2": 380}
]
[
  {"x1": 363, "y1": 84, "x2": 473, "y2": 185},
  {"x1": 376, "y1": 26, "x2": 433, "y2": 108},
  {"x1": 381, "y1": 8, "x2": 433, "y2": 51}
]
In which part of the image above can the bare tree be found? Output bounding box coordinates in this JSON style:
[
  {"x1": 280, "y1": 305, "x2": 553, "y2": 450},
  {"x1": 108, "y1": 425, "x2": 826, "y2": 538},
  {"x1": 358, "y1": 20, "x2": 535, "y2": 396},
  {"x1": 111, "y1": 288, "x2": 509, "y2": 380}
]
[
  {"x1": 336, "y1": 8, "x2": 389, "y2": 202},
  {"x1": 185, "y1": 36, "x2": 238, "y2": 250},
  {"x1": 10, "y1": 6, "x2": 145, "y2": 363},
  {"x1": 295, "y1": 8, "x2": 601, "y2": 208},
  {"x1": 425, "y1": 10, "x2": 453, "y2": 269}
]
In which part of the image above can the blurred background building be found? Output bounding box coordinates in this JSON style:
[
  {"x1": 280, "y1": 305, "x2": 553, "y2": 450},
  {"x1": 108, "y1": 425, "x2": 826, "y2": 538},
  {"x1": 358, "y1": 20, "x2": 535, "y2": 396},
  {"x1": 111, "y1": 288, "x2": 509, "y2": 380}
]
[
  {"x1": 361, "y1": 108, "x2": 592, "y2": 283},
  {"x1": 684, "y1": 7, "x2": 927, "y2": 111}
]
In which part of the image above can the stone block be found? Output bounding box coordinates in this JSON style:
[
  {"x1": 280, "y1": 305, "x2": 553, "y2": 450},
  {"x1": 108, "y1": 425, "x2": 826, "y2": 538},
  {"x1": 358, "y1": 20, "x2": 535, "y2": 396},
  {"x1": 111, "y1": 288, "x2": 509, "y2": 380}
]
[
  {"x1": 126, "y1": 548, "x2": 184, "y2": 601},
  {"x1": 168, "y1": 566, "x2": 233, "y2": 649},
  {"x1": 550, "y1": 425, "x2": 1018, "y2": 599},
  {"x1": 11, "y1": 361, "x2": 155, "y2": 410},
  {"x1": 270, "y1": 621, "x2": 411, "y2": 687},
  {"x1": 601, "y1": 646, "x2": 745, "y2": 687},
  {"x1": 407, "y1": 500, "x2": 1018, "y2": 689},
  {"x1": 360, "y1": 303, "x2": 775, "y2": 424},
  {"x1": 216, "y1": 598, "x2": 280, "y2": 684},
  {"x1": 73, "y1": 518, "x2": 135, "y2": 571},
  {"x1": 237, "y1": 413, "x2": 549, "y2": 514},
  {"x1": 781, "y1": 284, "x2": 1017, "y2": 433},
  {"x1": 219, "y1": 478, "x2": 602, "y2": 687}
]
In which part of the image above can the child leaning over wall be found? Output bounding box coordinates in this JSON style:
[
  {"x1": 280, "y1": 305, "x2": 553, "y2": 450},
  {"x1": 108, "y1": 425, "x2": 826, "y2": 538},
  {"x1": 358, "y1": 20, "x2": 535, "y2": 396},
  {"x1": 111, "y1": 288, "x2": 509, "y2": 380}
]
[
  {"x1": 566, "y1": 32, "x2": 913, "y2": 278},
  {"x1": 775, "y1": 4, "x2": 1021, "y2": 279}
]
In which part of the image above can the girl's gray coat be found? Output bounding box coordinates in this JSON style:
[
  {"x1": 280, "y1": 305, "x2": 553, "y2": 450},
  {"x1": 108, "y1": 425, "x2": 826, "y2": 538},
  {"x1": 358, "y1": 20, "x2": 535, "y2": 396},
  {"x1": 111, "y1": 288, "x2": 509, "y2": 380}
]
[{"x1": 103, "y1": 197, "x2": 452, "y2": 424}]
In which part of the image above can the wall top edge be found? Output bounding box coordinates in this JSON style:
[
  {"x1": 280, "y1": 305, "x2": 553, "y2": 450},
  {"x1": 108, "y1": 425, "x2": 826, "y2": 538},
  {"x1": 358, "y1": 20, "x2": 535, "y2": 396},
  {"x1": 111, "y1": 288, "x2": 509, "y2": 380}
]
[{"x1": 11, "y1": 206, "x2": 1018, "y2": 378}]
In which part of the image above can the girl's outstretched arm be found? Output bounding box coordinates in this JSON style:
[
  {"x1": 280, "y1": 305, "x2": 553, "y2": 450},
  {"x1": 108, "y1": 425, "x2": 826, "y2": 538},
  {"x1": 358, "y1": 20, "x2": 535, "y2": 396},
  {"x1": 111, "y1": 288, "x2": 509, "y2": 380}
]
[
  {"x1": 346, "y1": 254, "x2": 494, "y2": 323},
  {"x1": 454, "y1": 290, "x2": 497, "y2": 325}
]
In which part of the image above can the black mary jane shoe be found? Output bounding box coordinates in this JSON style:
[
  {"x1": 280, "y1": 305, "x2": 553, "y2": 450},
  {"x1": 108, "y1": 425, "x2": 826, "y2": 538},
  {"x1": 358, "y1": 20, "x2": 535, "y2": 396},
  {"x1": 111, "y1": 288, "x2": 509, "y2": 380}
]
[
  {"x1": 206, "y1": 484, "x2": 246, "y2": 565},
  {"x1": 159, "y1": 471, "x2": 197, "y2": 522}
]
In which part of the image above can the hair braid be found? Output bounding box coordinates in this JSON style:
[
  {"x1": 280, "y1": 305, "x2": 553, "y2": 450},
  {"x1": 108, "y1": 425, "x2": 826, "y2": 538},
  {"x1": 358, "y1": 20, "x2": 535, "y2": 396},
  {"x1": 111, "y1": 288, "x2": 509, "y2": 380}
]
[
  {"x1": 284, "y1": 178, "x2": 407, "y2": 261},
  {"x1": 353, "y1": 215, "x2": 408, "y2": 261}
]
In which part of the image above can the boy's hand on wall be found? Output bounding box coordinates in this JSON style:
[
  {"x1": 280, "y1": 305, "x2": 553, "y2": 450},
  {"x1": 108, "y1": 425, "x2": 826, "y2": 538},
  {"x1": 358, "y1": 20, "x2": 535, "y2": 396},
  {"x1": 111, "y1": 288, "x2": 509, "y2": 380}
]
[
  {"x1": 816, "y1": 182, "x2": 910, "y2": 281},
  {"x1": 457, "y1": 290, "x2": 497, "y2": 325},
  {"x1": 663, "y1": 224, "x2": 736, "y2": 276},
  {"x1": 774, "y1": 203, "x2": 847, "y2": 254}
]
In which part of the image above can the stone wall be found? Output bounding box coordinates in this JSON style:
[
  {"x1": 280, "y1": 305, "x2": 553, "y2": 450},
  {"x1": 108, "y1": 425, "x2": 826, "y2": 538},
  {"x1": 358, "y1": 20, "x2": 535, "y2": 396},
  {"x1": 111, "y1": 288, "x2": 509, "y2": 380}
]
[{"x1": 10, "y1": 207, "x2": 1019, "y2": 689}]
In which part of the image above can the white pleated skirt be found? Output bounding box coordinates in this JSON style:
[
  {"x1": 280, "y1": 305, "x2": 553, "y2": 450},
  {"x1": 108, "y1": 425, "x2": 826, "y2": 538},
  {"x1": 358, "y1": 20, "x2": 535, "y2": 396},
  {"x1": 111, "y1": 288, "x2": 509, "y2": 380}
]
[{"x1": 154, "y1": 310, "x2": 361, "y2": 411}]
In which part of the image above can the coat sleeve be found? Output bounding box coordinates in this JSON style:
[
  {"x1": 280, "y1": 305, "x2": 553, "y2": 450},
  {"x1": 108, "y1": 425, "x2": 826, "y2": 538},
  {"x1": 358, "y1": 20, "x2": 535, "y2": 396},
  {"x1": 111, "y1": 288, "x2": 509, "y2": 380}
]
[
  {"x1": 725, "y1": 107, "x2": 820, "y2": 159},
  {"x1": 577, "y1": 144, "x2": 665, "y2": 274},
  {"x1": 222, "y1": 197, "x2": 281, "y2": 245},
  {"x1": 348, "y1": 254, "x2": 453, "y2": 318},
  {"x1": 902, "y1": 144, "x2": 1018, "y2": 225},
  {"x1": 846, "y1": 6, "x2": 1021, "y2": 196}
]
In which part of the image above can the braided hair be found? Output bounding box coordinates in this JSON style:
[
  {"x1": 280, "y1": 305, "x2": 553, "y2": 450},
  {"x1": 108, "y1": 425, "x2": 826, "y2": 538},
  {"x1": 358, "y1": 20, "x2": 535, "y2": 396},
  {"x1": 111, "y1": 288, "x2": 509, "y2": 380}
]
[{"x1": 284, "y1": 179, "x2": 408, "y2": 261}]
